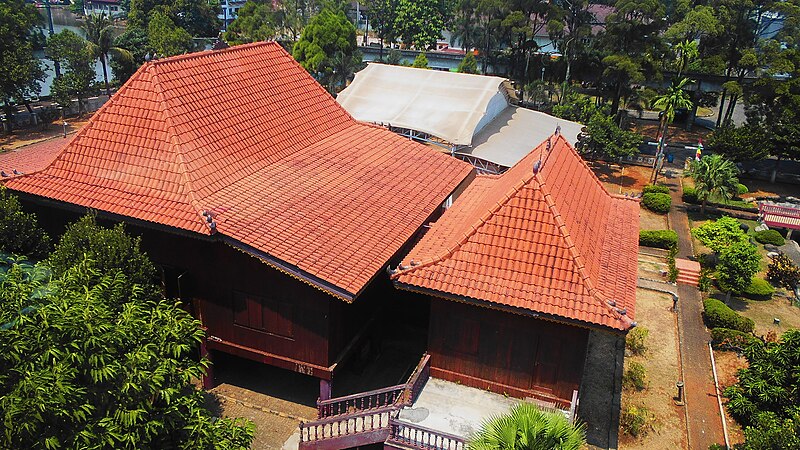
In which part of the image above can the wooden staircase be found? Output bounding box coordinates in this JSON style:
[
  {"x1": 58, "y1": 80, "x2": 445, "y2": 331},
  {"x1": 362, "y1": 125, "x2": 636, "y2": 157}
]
[
  {"x1": 675, "y1": 259, "x2": 701, "y2": 287},
  {"x1": 298, "y1": 354, "x2": 431, "y2": 450}
]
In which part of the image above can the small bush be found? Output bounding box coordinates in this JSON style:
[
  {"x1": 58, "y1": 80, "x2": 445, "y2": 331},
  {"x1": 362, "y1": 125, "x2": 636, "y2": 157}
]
[
  {"x1": 736, "y1": 183, "x2": 749, "y2": 195},
  {"x1": 702, "y1": 299, "x2": 755, "y2": 333},
  {"x1": 767, "y1": 254, "x2": 800, "y2": 289},
  {"x1": 699, "y1": 268, "x2": 713, "y2": 292},
  {"x1": 623, "y1": 361, "x2": 647, "y2": 391},
  {"x1": 642, "y1": 184, "x2": 670, "y2": 195},
  {"x1": 742, "y1": 277, "x2": 774, "y2": 300},
  {"x1": 668, "y1": 246, "x2": 678, "y2": 282},
  {"x1": 626, "y1": 326, "x2": 649, "y2": 356},
  {"x1": 710, "y1": 327, "x2": 760, "y2": 350},
  {"x1": 642, "y1": 192, "x2": 672, "y2": 214},
  {"x1": 754, "y1": 229, "x2": 785, "y2": 246},
  {"x1": 639, "y1": 230, "x2": 678, "y2": 249},
  {"x1": 620, "y1": 405, "x2": 654, "y2": 438},
  {"x1": 682, "y1": 186, "x2": 698, "y2": 203}
]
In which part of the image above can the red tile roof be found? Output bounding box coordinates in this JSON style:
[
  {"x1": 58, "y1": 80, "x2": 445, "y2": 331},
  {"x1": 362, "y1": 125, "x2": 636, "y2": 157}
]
[
  {"x1": 0, "y1": 137, "x2": 68, "y2": 176},
  {"x1": 0, "y1": 42, "x2": 473, "y2": 300},
  {"x1": 392, "y1": 134, "x2": 639, "y2": 331}
]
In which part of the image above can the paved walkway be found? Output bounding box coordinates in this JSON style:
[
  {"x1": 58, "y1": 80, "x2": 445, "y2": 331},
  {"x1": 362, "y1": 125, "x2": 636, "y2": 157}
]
[{"x1": 664, "y1": 179, "x2": 726, "y2": 449}]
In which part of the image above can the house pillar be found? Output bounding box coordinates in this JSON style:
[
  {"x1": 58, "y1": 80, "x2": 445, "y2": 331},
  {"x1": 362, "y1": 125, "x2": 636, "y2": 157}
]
[
  {"x1": 320, "y1": 378, "x2": 332, "y2": 401},
  {"x1": 200, "y1": 337, "x2": 216, "y2": 390}
]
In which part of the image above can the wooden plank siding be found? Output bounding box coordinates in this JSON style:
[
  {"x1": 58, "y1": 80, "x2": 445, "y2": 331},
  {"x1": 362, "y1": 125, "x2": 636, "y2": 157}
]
[{"x1": 428, "y1": 298, "x2": 588, "y2": 403}]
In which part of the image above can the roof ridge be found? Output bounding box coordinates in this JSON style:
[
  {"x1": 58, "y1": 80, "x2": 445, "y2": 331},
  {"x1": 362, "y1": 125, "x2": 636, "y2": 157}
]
[
  {"x1": 393, "y1": 170, "x2": 535, "y2": 279},
  {"x1": 148, "y1": 64, "x2": 209, "y2": 233},
  {"x1": 149, "y1": 41, "x2": 275, "y2": 67},
  {"x1": 536, "y1": 173, "x2": 632, "y2": 327}
]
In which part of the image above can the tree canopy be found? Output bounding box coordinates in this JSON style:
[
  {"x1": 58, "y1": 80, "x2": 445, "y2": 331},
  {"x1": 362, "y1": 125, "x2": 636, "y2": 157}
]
[
  {"x1": 293, "y1": 8, "x2": 357, "y2": 78},
  {"x1": 224, "y1": 0, "x2": 278, "y2": 45},
  {"x1": 0, "y1": 0, "x2": 44, "y2": 111},
  {"x1": 46, "y1": 29, "x2": 97, "y2": 116},
  {"x1": 0, "y1": 186, "x2": 50, "y2": 259},
  {"x1": 147, "y1": 11, "x2": 194, "y2": 57},
  {"x1": 686, "y1": 154, "x2": 739, "y2": 213}
]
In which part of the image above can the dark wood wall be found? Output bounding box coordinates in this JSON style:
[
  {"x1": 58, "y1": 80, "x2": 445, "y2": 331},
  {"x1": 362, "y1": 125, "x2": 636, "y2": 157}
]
[{"x1": 428, "y1": 297, "x2": 589, "y2": 403}]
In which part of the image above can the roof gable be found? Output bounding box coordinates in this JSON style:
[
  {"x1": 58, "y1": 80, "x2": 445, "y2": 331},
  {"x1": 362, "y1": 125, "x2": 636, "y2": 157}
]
[
  {"x1": 393, "y1": 135, "x2": 639, "y2": 331},
  {"x1": 1, "y1": 42, "x2": 473, "y2": 300}
]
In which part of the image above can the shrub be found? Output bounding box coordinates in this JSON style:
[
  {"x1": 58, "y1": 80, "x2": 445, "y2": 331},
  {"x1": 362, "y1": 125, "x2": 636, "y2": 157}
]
[
  {"x1": 623, "y1": 361, "x2": 647, "y2": 391},
  {"x1": 626, "y1": 326, "x2": 649, "y2": 356},
  {"x1": 711, "y1": 327, "x2": 761, "y2": 350},
  {"x1": 754, "y1": 229, "x2": 785, "y2": 246},
  {"x1": 767, "y1": 254, "x2": 800, "y2": 289},
  {"x1": 620, "y1": 405, "x2": 654, "y2": 438},
  {"x1": 639, "y1": 230, "x2": 678, "y2": 249},
  {"x1": 691, "y1": 216, "x2": 747, "y2": 252},
  {"x1": 642, "y1": 192, "x2": 672, "y2": 214},
  {"x1": 737, "y1": 183, "x2": 749, "y2": 195},
  {"x1": 642, "y1": 184, "x2": 670, "y2": 195},
  {"x1": 703, "y1": 298, "x2": 755, "y2": 333},
  {"x1": 682, "y1": 185, "x2": 698, "y2": 203},
  {"x1": 699, "y1": 268, "x2": 713, "y2": 292},
  {"x1": 668, "y1": 246, "x2": 678, "y2": 282},
  {"x1": 742, "y1": 278, "x2": 774, "y2": 300},
  {"x1": 0, "y1": 187, "x2": 51, "y2": 259}
]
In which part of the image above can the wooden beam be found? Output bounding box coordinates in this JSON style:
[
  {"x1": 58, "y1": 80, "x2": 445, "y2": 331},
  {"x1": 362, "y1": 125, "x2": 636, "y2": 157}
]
[{"x1": 206, "y1": 336, "x2": 334, "y2": 380}]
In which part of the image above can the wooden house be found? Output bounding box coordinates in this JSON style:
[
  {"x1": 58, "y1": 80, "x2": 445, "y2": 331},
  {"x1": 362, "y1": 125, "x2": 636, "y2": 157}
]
[
  {"x1": 392, "y1": 134, "x2": 639, "y2": 406},
  {"x1": 0, "y1": 42, "x2": 473, "y2": 400}
]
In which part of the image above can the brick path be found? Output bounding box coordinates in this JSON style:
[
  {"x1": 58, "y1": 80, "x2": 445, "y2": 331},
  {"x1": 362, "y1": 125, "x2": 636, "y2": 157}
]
[{"x1": 664, "y1": 178, "x2": 726, "y2": 449}]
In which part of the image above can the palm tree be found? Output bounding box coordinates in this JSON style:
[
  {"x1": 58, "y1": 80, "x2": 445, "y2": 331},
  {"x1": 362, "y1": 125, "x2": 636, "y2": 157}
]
[
  {"x1": 653, "y1": 77, "x2": 693, "y2": 149},
  {"x1": 674, "y1": 40, "x2": 698, "y2": 79},
  {"x1": 82, "y1": 13, "x2": 132, "y2": 96},
  {"x1": 469, "y1": 402, "x2": 586, "y2": 450},
  {"x1": 687, "y1": 154, "x2": 739, "y2": 214}
]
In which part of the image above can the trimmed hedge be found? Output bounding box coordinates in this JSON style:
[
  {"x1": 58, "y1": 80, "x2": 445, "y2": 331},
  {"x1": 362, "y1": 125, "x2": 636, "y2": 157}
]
[
  {"x1": 642, "y1": 193, "x2": 672, "y2": 214},
  {"x1": 643, "y1": 184, "x2": 670, "y2": 195},
  {"x1": 737, "y1": 183, "x2": 749, "y2": 195},
  {"x1": 702, "y1": 298, "x2": 755, "y2": 333},
  {"x1": 742, "y1": 277, "x2": 774, "y2": 300},
  {"x1": 639, "y1": 230, "x2": 678, "y2": 249},
  {"x1": 754, "y1": 229, "x2": 785, "y2": 246},
  {"x1": 682, "y1": 186, "x2": 698, "y2": 203},
  {"x1": 711, "y1": 327, "x2": 759, "y2": 350}
]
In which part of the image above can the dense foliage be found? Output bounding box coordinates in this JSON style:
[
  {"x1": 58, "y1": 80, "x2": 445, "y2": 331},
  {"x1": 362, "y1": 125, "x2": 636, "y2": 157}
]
[
  {"x1": 457, "y1": 53, "x2": 478, "y2": 73},
  {"x1": 412, "y1": 52, "x2": 429, "y2": 68},
  {"x1": 0, "y1": 0, "x2": 44, "y2": 123},
  {"x1": 641, "y1": 193, "x2": 672, "y2": 214},
  {"x1": 469, "y1": 402, "x2": 586, "y2": 450},
  {"x1": 48, "y1": 214, "x2": 160, "y2": 304},
  {"x1": 46, "y1": 30, "x2": 96, "y2": 115},
  {"x1": 710, "y1": 327, "x2": 760, "y2": 351},
  {"x1": 702, "y1": 298, "x2": 754, "y2": 333},
  {"x1": 725, "y1": 330, "x2": 800, "y2": 449},
  {"x1": 717, "y1": 240, "x2": 762, "y2": 297},
  {"x1": 293, "y1": 8, "x2": 358, "y2": 89},
  {"x1": 0, "y1": 258, "x2": 254, "y2": 449},
  {"x1": 642, "y1": 184, "x2": 670, "y2": 195},
  {"x1": 691, "y1": 216, "x2": 747, "y2": 253},
  {"x1": 638, "y1": 230, "x2": 677, "y2": 249},
  {"x1": 686, "y1": 154, "x2": 739, "y2": 213},
  {"x1": 767, "y1": 254, "x2": 800, "y2": 290},
  {"x1": 0, "y1": 187, "x2": 50, "y2": 259},
  {"x1": 740, "y1": 277, "x2": 774, "y2": 300},
  {"x1": 753, "y1": 229, "x2": 784, "y2": 247}
]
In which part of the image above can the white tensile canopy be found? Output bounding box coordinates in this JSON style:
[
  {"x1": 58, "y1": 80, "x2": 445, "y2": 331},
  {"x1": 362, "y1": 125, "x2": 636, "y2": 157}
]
[{"x1": 336, "y1": 63, "x2": 509, "y2": 146}]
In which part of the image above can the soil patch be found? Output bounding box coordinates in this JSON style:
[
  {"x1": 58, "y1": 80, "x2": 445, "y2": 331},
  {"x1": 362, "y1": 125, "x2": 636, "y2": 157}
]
[
  {"x1": 0, "y1": 114, "x2": 92, "y2": 150},
  {"x1": 712, "y1": 351, "x2": 748, "y2": 447},
  {"x1": 721, "y1": 294, "x2": 800, "y2": 337},
  {"x1": 619, "y1": 289, "x2": 687, "y2": 449},
  {"x1": 740, "y1": 179, "x2": 800, "y2": 200},
  {"x1": 640, "y1": 207, "x2": 669, "y2": 231},
  {"x1": 632, "y1": 121, "x2": 711, "y2": 144},
  {"x1": 590, "y1": 162, "x2": 654, "y2": 195}
]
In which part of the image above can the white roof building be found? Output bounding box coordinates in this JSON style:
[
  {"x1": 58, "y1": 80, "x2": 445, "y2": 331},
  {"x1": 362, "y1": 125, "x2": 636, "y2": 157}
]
[{"x1": 336, "y1": 63, "x2": 584, "y2": 172}]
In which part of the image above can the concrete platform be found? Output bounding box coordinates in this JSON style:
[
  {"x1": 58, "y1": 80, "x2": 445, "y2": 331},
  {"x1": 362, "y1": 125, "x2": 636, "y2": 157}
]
[{"x1": 396, "y1": 378, "x2": 520, "y2": 439}]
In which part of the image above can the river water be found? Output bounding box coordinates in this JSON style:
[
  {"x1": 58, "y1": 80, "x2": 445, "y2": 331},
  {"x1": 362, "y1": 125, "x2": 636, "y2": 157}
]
[{"x1": 35, "y1": 7, "x2": 114, "y2": 97}]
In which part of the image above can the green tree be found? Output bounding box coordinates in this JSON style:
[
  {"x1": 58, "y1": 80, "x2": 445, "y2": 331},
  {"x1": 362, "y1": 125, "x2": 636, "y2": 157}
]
[
  {"x1": 0, "y1": 0, "x2": 45, "y2": 131},
  {"x1": 293, "y1": 8, "x2": 357, "y2": 83},
  {"x1": 691, "y1": 216, "x2": 748, "y2": 253},
  {"x1": 110, "y1": 27, "x2": 152, "y2": 84},
  {"x1": 725, "y1": 330, "x2": 800, "y2": 449},
  {"x1": 653, "y1": 77, "x2": 693, "y2": 145},
  {"x1": 0, "y1": 258, "x2": 255, "y2": 449},
  {"x1": 223, "y1": 0, "x2": 277, "y2": 45},
  {"x1": 469, "y1": 402, "x2": 586, "y2": 450},
  {"x1": 706, "y1": 124, "x2": 768, "y2": 163},
  {"x1": 129, "y1": 0, "x2": 220, "y2": 37},
  {"x1": 365, "y1": 0, "x2": 398, "y2": 60},
  {"x1": 601, "y1": 54, "x2": 645, "y2": 115},
  {"x1": 386, "y1": 48, "x2": 403, "y2": 65},
  {"x1": 686, "y1": 154, "x2": 739, "y2": 214},
  {"x1": 457, "y1": 52, "x2": 478, "y2": 73},
  {"x1": 46, "y1": 29, "x2": 96, "y2": 116},
  {"x1": 148, "y1": 11, "x2": 194, "y2": 57},
  {"x1": 48, "y1": 214, "x2": 160, "y2": 304},
  {"x1": 394, "y1": 0, "x2": 451, "y2": 50},
  {"x1": 717, "y1": 239, "x2": 761, "y2": 299},
  {"x1": 0, "y1": 187, "x2": 50, "y2": 259},
  {"x1": 582, "y1": 110, "x2": 643, "y2": 160},
  {"x1": 412, "y1": 51, "x2": 429, "y2": 68},
  {"x1": 83, "y1": 13, "x2": 133, "y2": 96},
  {"x1": 451, "y1": 0, "x2": 478, "y2": 52}
]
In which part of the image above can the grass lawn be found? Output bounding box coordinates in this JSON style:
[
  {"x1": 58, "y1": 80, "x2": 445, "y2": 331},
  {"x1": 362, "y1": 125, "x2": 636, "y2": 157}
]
[
  {"x1": 619, "y1": 288, "x2": 687, "y2": 449},
  {"x1": 711, "y1": 289, "x2": 800, "y2": 337},
  {"x1": 681, "y1": 177, "x2": 756, "y2": 210}
]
